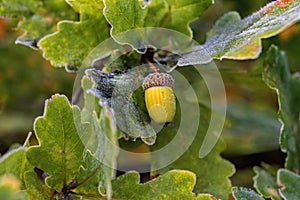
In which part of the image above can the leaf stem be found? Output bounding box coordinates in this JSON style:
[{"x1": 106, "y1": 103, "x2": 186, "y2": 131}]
[
  {"x1": 68, "y1": 162, "x2": 102, "y2": 190},
  {"x1": 145, "y1": 58, "x2": 158, "y2": 72}
]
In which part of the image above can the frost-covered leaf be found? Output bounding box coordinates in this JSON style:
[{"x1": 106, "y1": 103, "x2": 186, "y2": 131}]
[
  {"x1": 0, "y1": 0, "x2": 77, "y2": 48},
  {"x1": 24, "y1": 171, "x2": 55, "y2": 200},
  {"x1": 91, "y1": 109, "x2": 118, "y2": 199},
  {"x1": 74, "y1": 77, "x2": 118, "y2": 199},
  {"x1": 86, "y1": 67, "x2": 158, "y2": 145},
  {"x1": 150, "y1": 105, "x2": 234, "y2": 199},
  {"x1": 26, "y1": 95, "x2": 88, "y2": 192},
  {"x1": 232, "y1": 187, "x2": 264, "y2": 200},
  {"x1": 74, "y1": 111, "x2": 118, "y2": 199},
  {"x1": 253, "y1": 166, "x2": 281, "y2": 200},
  {"x1": 112, "y1": 170, "x2": 214, "y2": 200},
  {"x1": 278, "y1": 169, "x2": 300, "y2": 199},
  {"x1": 263, "y1": 45, "x2": 300, "y2": 172},
  {"x1": 178, "y1": 0, "x2": 300, "y2": 66},
  {"x1": 81, "y1": 76, "x2": 102, "y2": 122},
  {"x1": 103, "y1": 0, "x2": 211, "y2": 50},
  {"x1": 79, "y1": 76, "x2": 101, "y2": 152},
  {"x1": 0, "y1": 147, "x2": 32, "y2": 189},
  {"x1": 38, "y1": 0, "x2": 110, "y2": 70}
]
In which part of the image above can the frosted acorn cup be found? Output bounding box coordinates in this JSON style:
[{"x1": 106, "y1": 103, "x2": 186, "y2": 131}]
[{"x1": 142, "y1": 72, "x2": 176, "y2": 124}]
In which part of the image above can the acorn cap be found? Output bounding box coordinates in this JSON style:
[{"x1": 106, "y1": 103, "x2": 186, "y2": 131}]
[{"x1": 142, "y1": 72, "x2": 174, "y2": 90}]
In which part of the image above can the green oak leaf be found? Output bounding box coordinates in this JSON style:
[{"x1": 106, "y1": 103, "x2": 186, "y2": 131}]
[
  {"x1": 178, "y1": 0, "x2": 300, "y2": 66},
  {"x1": 278, "y1": 169, "x2": 300, "y2": 199},
  {"x1": 103, "y1": 0, "x2": 147, "y2": 33},
  {"x1": 0, "y1": 0, "x2": 77, "y2": 48},
  {"x1": 112, "y1": 170, "x2": 214, "y2": 200},
  {"x1": 253, "y1": 165, "x2": 281, "y2": 200},
  {"x1": 232, "y1": 187, "x2": 264, "y2": 200},
  {"x1": 0, "y1": 146, "x2": 32, "y2": 189},
  {"x1": 263, "y1": 45, "x2": 300, "y2": 172},
  {"x1": 24, "y1": 171, "x2": 56, "y2": 200},
  {"x1": 150, "y1": 104, "x2": 234, "y2": 199},
  {"x1": 103, "y1": 0, "x2": 211, "y2": 50},
  {"x1": 26, "y1": 94, "x2": 88, "y2": 192},
  {"x1": 38, "y1": 0, "x2": 110, "y2": 70},
  {"x1": 16, "y1": 15, "x2": 55, "y2": 48}
]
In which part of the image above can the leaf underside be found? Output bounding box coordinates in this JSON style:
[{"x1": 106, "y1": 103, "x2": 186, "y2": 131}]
[{"x1": 178, "y1": 0, "x2": 300, "y2": 66}]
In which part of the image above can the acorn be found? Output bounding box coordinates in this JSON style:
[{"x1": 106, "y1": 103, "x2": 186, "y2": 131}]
[{"x1": 142, "y1": 72, "x2": 176, "y2": 124}]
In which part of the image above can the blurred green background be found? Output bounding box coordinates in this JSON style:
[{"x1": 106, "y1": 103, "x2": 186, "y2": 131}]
[{"x1": 1, "y1": 0, "x2": 299, "y2": 189}]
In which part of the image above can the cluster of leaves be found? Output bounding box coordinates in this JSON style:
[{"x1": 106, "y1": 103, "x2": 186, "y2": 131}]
[
  {"x1": 0, "y1": 81, "x2": 219, "y2": 199},
  {"x1": 0, "y1": 0, "x2": 300, "y2": 199},
  {"x1": 0, "y1": 89, "x2": 117, "y2": 199}
]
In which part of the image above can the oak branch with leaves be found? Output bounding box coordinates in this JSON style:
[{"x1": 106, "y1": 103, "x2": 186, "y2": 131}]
[{"x1": 0, "y1": 0, "x2": 300, "y2": 200}]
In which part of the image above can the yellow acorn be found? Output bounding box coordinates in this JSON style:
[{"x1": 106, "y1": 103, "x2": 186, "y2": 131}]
[{"x1": 142, "y1": 72, "x2": 176, "y2": 124}]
